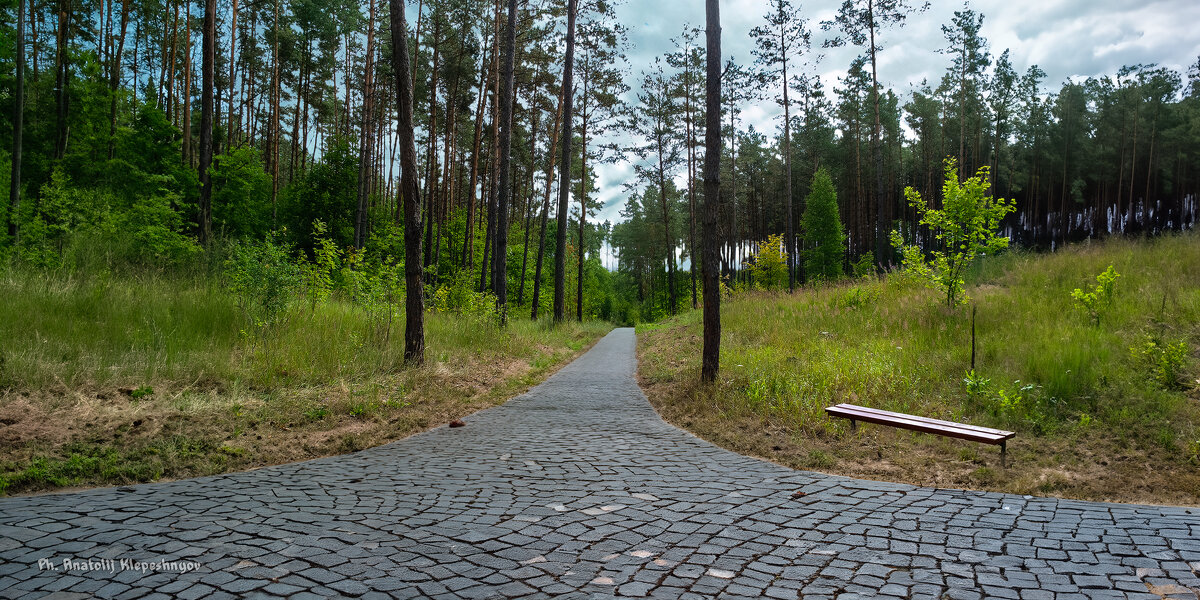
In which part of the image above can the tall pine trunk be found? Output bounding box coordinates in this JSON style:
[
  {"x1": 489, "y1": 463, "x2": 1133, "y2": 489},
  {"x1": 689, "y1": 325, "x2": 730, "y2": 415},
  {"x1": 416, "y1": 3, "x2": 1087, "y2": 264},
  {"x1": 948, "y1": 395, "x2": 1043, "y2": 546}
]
[
  {"x1": 531, "y1": 90, "x2": 564, "y2": 320},
  {"x1": 701, "y1": 0, "x2": 721, "y2": 382},
  {"x1": 553, "y1": 0, "x2": 578, "y2": 322},
  {"x1": 106, "y1": 0, "x2": 130, "y2": 159},
  {"x1": 354, "y1": 0, "x2": 378, "y2": 249},
  {"x1": 463, "y1": 23, "x2": 493, "y2": 269},
  {"x1": 388, "y1": 0, "x2": 424, "y2": 365},
  {"x1": 492, "y1": 0, "x2": 518, "y2": 324},
  {"x1": 576, "y1": 63, "x2": 589, "y2": 321},
  {"x1": 226, "y1": 0, "x2": 239, "y2": 146},
  {"x1": 9, "y1": 0, "x2": 24, "y2": 240},
  {"x1": 54, "y1": 0, "x2": 74, "y2": 159},
  {"x1": 779, "y1": 23, "x2": 794, "y2": 292},
  {"x1": 198, "y1": 0, "x2": 215, "y2": 244},
  {"x1": 868, "y1": 7, "x2": 887, "y2": 266}
]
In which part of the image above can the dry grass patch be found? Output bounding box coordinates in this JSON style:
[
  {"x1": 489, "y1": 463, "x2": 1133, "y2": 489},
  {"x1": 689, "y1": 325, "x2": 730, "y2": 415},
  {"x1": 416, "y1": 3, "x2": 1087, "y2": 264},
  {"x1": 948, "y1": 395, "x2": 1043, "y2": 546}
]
[{"x1": 0, "y1": 268, "x2": 610, "y2": 495}]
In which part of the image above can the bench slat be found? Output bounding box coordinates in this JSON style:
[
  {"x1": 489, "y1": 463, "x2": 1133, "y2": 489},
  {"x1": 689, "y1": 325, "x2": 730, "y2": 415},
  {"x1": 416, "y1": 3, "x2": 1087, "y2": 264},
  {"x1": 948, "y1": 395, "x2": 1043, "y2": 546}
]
[
  {"x1": 825, "y1": 403, "x2": 1015, "y2": 445},
  {"x1": 831, "y1": 404, "x2": 1014, "y2": 437}
]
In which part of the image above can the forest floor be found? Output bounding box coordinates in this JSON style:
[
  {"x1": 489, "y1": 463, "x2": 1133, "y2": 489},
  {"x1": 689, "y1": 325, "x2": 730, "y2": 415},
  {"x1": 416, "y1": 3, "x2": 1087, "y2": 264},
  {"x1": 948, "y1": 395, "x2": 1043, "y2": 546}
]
[
  {"x1": 0, "y1": 270, "x2": 611, "y2": 495},
  {"x1": 638, "y1": 233, "x2": 1200, "y2": 505}
]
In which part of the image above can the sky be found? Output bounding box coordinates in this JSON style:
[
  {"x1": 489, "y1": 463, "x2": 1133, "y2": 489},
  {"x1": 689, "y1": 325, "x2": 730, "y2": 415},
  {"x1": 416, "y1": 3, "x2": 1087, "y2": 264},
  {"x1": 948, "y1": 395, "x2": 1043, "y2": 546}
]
[{"x1": 585, "y1": 0, "x2": 1200, "y2": 227}]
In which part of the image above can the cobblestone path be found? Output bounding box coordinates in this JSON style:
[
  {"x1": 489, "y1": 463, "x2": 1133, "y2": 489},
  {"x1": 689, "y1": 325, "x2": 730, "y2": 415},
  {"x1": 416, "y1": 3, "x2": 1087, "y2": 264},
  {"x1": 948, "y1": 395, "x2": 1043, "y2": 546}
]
[{"x1": 2, "y1": 328, "x2": 1199, "y2": 599}]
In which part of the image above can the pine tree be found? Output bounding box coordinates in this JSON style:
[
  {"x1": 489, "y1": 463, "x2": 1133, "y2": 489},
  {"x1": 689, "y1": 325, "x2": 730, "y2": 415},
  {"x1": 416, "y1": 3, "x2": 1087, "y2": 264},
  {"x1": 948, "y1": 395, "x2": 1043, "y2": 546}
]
[
  {"x1": 751, "y1": 0, "x2": 811, "y2": 293},
  {"x1": 823, "y1": 0, "x2": 926, "y2": 265},
  {"x1": 700, "y1": 0, "x2": 721, "y2": 383},
  {"x1": 198, "y1": 0, "x2": 216, "y2": 244},
  {"x1": 553, "y1": 0, "x2": 579, "y2": 323},
  {"x1": 801, "y1": 168, "x2": 845, "y2": 280},
  {"x1": 388, "y1": 0, "x2": 425, "y2": 364}
]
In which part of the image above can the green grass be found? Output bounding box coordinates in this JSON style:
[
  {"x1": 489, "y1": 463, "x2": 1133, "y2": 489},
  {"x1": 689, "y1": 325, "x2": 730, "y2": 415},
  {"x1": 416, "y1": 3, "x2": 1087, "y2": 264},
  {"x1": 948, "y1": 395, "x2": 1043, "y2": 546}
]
[
  {"x1": 0, "y1": 266, "x2": 611, "y2": 494},
  {"x1": 638, "y1": 233, "x2": 1200, "y2": 502},
  {"x1": 0, "y1": 267, "x2": 607, "y2": 390}
]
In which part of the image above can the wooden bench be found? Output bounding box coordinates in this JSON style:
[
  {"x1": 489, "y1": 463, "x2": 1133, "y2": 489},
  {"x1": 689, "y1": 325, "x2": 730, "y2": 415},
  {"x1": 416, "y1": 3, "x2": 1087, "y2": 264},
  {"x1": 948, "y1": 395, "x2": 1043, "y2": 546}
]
[{"x1": 825, "y1": 403, "x2": 1016, "y2": 467}]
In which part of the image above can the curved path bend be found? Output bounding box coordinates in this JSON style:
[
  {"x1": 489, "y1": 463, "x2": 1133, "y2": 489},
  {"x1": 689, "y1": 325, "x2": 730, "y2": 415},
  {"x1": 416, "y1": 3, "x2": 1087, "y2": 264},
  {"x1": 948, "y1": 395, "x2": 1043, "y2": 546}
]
[{"x1": 1, "y1": 328, "x2": 1198, "y2": 600}]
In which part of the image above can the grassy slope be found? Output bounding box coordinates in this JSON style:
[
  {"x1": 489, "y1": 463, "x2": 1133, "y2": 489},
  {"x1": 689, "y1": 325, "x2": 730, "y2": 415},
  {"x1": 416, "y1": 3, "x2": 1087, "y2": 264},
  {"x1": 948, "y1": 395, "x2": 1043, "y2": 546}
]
[
  {"x1": 638, "y1": 234, "x2": 1200, "y2": 505},
  {"x1": 0, "y1": 270, "x2": 611, "y2": 495}
]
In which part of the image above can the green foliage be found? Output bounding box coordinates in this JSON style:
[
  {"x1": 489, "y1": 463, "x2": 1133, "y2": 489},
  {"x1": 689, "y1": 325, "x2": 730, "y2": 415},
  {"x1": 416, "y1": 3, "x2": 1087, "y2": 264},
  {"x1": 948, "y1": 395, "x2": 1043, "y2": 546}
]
[
  {"x1": 304, "y1": 405, "x2": 330, "y2": 421},
  {"x1": 432, "y1": 270, "x2": 498, "y2": 320},
  {"x1": 892, "y1": 159, "x2": 1016, "y2": 307},
  {"x1": 280, "y1": 137, "x2": 359, "y2": 252},
  {"x1": 1130, "y1": 334, "x2": 1189, "y2": 389},
  {"x1": 124, "y1": 192, "x2": 201, "y2": 265},
  {"x1": 210, "y1": 147, "x2": 272, "y2": 239},
  {"x1": 836, "y1": 284, "x2": 878, "y2": 310},
  {"x1": 1071, "y1": 265, "x2": 1120, "y2": 326},
  {"x1": 304, "y1": 220, "x2": 341, "y2": 309},
  {"x1": 851, "y1": 252, "x2": 876, "y2": 279},
  {"x1": 224, "y1": 233, "x2": 303, "y2": 328},
  {"x1": 340, "y1": 246, "x2": 406, "y2": 342},
  {"x1": 963, "y1": 369, "x2": 991, "y2": 402},
  {"x1": 801, "y1": 168, "x2": 845, "y2": 280},
  {"x1": 747, "y1": 234, "x2": 789, "y2": 291}
]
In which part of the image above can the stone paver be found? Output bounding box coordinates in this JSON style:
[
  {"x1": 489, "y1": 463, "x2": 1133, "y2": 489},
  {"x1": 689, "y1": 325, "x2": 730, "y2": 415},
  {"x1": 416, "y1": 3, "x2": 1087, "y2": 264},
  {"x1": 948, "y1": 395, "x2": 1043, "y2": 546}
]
[{"x1": 2, "y1": 328, "x2": 1199, "y2": 599}]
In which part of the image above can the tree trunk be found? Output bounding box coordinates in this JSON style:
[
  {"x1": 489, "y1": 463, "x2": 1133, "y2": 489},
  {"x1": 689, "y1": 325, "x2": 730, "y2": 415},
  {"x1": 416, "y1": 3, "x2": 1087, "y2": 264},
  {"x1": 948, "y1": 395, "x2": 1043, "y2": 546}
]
[
  {"x1": 9, "y1": 0, "x2": 25, "y2": 240},
  {"x1": 198, "y1": 0, "x2": 215, "y2": 244},
  {"x1": 54, "y1": 0, "x2": 74, "y2": 159},
  {"x1": 531, "y1": 89, "x2": 564, "y2": 320},
  {"x1": 780, "y1": 23, "x2": 794, "y2": 292},
  {"x1": 463, "y1": 22, "x2": 494, "y2": 269},
  {"x1": 388, "y1": 0, "x2": 425, "y2": 365},
  {"x1": 868, "y1": 1, "x2": 887, "y2": 266},
  {"x1": 480, "y1": 0, "x2": 502, "y2": 292},
  {"x1": 166, "y1": 0, "x2": 180, "y2": 122},
  {"x1": 422, "y1": 17, "x2": 441, "y2": 279},
  {"x1": 270, "y1": 0, "x2": 281, "y2": 223},
  {"x1": 553, "y1": 0, "x2": 578, "y2": 323},
  {"x1": 518, "y1": 106, "x2": 542, "y2": 306},
  {"x1": 492, "y1": 0, "x2": 518, "y2": 324},
  {"x1": 701, "y1": 0, "x2": 721, "y2": 382},
  {"x1": 657, "y1": 104, "x2": 677, "y2": 315},
  {"x1": 576, "y1": 62, "x2": 589, "y2": 322},
  {"x1": 182, "y1": 8, "x2": 192, "y2": 167},
  {"x1": 106, "y1": 0, "x2": 130, "y2": 159},
  {"x1": 354, "y1": 0, "x2": 378, "y2": 249},
  {"x1": 685, "y1": 49, "x2": 698, "y2": 308},
  {"x1": 226, "y1": 0, "x2": 239, "y2": 146}
]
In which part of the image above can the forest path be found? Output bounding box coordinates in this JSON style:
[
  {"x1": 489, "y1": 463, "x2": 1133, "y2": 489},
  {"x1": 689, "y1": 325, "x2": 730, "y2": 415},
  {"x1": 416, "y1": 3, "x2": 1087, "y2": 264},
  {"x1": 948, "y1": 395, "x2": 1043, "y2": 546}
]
[{"x1": 1, "y1": 328, "x2": 1198, "y2": 599}]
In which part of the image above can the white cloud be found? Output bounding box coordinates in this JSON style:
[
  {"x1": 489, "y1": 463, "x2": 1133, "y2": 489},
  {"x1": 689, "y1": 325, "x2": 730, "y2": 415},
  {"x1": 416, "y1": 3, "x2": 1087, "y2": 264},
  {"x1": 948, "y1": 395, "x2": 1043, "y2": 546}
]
[{"x1": 585, "y1": 0, "x2": 1200, "y2": 224}]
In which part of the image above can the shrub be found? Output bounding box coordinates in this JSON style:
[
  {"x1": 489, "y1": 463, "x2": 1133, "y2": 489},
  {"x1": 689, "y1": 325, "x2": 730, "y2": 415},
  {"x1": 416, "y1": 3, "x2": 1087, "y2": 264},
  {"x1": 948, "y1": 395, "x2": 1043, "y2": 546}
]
[
  {"x1": 431, "y1": 270, "x2": 497, "y2": 320},
  {"x1": 746, "y1": 234, "x2": 788, "y2": 291},
  {"x1": 1070, "y1": 265, "x2": 1119, "y2": 326},
  {"x1": 1131, "y1": 334, "x2": 1189, "y2": 389},
  {"x1": 224, "y1": 233, "x2": 303, "y2": 328}
]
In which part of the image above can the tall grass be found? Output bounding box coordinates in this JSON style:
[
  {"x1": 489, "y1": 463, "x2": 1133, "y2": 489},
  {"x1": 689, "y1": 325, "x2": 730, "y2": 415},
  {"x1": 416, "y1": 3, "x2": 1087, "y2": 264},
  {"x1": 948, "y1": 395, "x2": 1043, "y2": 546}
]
[
  {"x1": 0, "y1": 266, "x2": 607, "y2": 392},
  {"x1": 640, "y1": 234, "x2": 1200, "y2": 446},
  {"x1": 0, "y1": 263, "x2": 610, "y2": 494}
]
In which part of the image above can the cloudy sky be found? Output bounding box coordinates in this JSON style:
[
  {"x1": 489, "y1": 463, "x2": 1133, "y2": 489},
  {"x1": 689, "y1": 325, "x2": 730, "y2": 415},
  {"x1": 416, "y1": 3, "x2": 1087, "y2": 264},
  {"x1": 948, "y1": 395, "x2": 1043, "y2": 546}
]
[{"x1": 586, "y1": 0, "x2": 1200, "y2": 226}]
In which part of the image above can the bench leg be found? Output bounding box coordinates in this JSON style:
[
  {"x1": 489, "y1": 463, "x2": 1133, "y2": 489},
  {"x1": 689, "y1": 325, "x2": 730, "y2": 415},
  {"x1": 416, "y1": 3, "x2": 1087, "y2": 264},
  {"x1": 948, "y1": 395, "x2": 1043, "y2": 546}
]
[
  {"x1": 850, "y1": 419, "x2": 857, "y2": 432},
  {"x1": 1000, "y1": 441, "x2": 1007, "y2": 469}
]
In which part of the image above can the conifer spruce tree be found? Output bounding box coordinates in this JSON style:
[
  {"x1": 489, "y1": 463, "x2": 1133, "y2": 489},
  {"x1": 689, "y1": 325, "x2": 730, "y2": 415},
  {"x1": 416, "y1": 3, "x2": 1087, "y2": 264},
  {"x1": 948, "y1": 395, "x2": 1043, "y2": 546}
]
[{"x1": 801, "y1": 168, "x2": 845, "y2": 281}]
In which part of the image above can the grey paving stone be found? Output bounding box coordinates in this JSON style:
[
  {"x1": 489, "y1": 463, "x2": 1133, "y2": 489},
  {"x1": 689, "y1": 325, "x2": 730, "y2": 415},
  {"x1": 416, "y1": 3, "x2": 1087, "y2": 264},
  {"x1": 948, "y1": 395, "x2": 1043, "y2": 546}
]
[{"x1": 0, "y1": 329, "x2": 1197, "y2": 599}]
